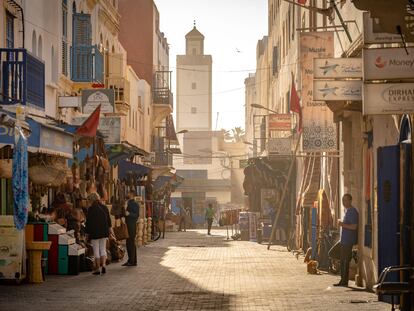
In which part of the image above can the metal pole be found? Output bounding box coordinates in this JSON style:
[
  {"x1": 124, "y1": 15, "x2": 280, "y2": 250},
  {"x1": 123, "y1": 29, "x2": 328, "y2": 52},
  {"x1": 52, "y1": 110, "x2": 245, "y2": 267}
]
[
  {"x1": 268, "y1": 132, "x2": 302, "y2": 250},
  {"x1": 331, "y1": 0, "x2": 352, "y2": 43}
]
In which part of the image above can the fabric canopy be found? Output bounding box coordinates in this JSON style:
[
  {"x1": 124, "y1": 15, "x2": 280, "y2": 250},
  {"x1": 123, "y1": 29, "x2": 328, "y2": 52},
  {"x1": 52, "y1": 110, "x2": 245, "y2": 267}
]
[
  {"x1": 118, "y1": 160, "x2": 151, "y2": 180},
  {"x1": 0, "y1": 112, "x2": 73, "y2": 158}
]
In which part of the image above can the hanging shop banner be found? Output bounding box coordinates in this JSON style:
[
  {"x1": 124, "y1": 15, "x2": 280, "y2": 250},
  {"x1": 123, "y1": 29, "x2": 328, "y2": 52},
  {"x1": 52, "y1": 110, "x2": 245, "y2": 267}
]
[
  {"x1": 300, "y1": 32, "x2": 337, "y2": 152},
  {"x1": 267, "y1": 137, "x2": 292, "y2": 154},
  {"x1": 268, "y1": 114, "x2": 292, "y2": 132},
  {"x1": 363, "y1": 83, "x2": 414, "y2": 115},
  {"x1": 313, "y1": 58, "x2": 362, "y2": 79},
  {"x1": 363, "y1": 48, "x2": 414, "y2": 80},
  {"x1": 72, "y1": 116, "x2": 121, "y2": 144},
  {"x1": 313, "y1": 80, "x2": 362, "y2": 101},
  {"x1": 39, "y1": 126, "x2": 73, "y2": 158},
  {"x1": 363, "y1": 12, "x2": 405, "y2": 45},
  {"x1": 82, "y1": 89, "x2": 115, "y2": 114}
]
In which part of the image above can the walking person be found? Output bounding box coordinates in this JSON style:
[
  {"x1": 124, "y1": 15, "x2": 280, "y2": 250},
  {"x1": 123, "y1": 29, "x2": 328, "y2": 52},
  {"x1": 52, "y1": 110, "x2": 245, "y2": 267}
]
[
  {"x1": 205, "y1": 203, "x2": 215, "y2": 235},
  {"x1": 330, "y1": 193, "x2": 359, "y2": 287},
  {"x1": 85, "y1": 192, "x2": 112, "y2": 275},
  {"x1": 123, "y1": 190, "x2": 139, "y2": 266},
  {"x1": 179, "y1": 204, "x2": 187, "y2": 232}
]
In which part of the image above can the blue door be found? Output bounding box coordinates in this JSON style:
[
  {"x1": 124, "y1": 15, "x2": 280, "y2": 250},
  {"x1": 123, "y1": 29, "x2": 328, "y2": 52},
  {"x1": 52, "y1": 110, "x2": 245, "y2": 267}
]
[{"x1": 377, "y1": 146, "x2": 400, "y2": 303}]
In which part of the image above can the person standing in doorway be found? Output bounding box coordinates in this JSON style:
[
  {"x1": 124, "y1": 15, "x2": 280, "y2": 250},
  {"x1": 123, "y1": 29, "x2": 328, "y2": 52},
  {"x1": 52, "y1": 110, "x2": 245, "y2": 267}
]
[
  {"x1": 123, "y1": 190, "x2": 139, "y2": 266},
  {"x1": 205, "y1": 203, "x2": 215, "y2": 235},
  {"x1": 331, "y1": 193, "x2": 359, "y2": 287},
  {"x1": 85, "y1": 192, "x2": 111, "y2": 275}
]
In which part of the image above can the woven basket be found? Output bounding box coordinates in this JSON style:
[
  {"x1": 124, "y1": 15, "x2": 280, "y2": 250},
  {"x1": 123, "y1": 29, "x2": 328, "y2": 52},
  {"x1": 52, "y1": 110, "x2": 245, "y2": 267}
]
[
  {"x1": 0, "y1": 159, "x2": 12, "y2": 179},
  {"x1": 29, "y1": 165, "x2": 68, "y2": 186}
]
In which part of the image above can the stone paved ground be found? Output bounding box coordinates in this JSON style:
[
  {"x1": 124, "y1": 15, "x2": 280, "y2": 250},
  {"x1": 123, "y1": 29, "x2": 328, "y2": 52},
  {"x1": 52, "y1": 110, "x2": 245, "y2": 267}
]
[{"x1": 0, "y1": 229, "x2": 389, "y2": 311}]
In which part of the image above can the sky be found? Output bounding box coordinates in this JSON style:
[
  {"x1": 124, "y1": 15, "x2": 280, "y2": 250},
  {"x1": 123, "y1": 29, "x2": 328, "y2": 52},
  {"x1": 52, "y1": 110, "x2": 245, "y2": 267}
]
[{"x1": 154, "y1": 0, "x2": 268, "y2": 131}]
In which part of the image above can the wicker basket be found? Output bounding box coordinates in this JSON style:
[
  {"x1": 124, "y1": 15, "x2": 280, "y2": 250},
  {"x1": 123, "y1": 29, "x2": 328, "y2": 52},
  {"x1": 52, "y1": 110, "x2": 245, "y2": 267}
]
[
  {"x1": 29, "y1": 165, "x2": 68, "y2": 186},
  {"x1": 0, "y1": 159, "x2": 12, "y2": 179}
]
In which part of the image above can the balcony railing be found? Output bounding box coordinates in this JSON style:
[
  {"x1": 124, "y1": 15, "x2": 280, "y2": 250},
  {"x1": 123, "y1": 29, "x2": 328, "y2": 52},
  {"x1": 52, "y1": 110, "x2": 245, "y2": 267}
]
[
  {"x1": 70, "y1": 44, "x2": 103, "y2": 83},
  {"x1": 153, "y1": 88, "x2": 173, "y2": 108},
  {"x1": 0, "y1": 48, "x2": 45, "y2": 110},
  {"x1": 153, "y1": 70, "x2": 173, "y2": 108},
  {"x1": 151, "y1": 151, "x2": 173, "y2": 167}
]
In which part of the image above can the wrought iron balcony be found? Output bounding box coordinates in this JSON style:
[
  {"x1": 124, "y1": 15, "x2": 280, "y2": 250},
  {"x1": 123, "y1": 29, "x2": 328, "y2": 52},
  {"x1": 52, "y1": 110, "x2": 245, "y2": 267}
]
[
  {"x1": 153, "y1": 70, "x2": 173, "y2": 108},
  {"x1": 70, "y1": 44, "x2": 103, "y2": 83},
  {"x1": 151, "y1": 151, "x2": 173, "y2": 167},
  {"x1": 0, "y1": 48, "x2": 45, "y2": 110}
]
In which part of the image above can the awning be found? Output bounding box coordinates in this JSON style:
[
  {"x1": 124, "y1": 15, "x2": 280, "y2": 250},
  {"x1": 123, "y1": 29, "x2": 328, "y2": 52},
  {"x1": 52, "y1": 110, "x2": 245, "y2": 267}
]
[
  {"x1": 105, "y1": 142, "x2": 149, "y2": 165},
  {"x1": 154, "y1": 173, "x2": 184, "y2": 191},
  {"x1": 118, "y1": 160, "x2": 151, "y2": 180},
  {"x1": 0, "y1": 113, "x2": 73, "y2": 158}
]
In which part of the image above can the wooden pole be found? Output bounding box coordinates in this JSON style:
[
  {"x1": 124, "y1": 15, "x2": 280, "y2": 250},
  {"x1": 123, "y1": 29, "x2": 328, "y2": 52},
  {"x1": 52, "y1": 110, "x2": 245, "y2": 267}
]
[{"x1": 268, "y1": 132, "x2": 302, "y2": 250}]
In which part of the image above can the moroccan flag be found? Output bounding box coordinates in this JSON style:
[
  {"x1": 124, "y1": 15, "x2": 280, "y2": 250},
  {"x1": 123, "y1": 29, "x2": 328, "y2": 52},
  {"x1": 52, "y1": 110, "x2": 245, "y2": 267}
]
[
  {"x1": 298, "y1": 0, "x2": 307, "y2": 4},
  {"x1": 75, "y1": 105, "x2": 101, "y2": 137},
  {"x1": 290, "y1": 81, "x2": 302, "y2": 133}
]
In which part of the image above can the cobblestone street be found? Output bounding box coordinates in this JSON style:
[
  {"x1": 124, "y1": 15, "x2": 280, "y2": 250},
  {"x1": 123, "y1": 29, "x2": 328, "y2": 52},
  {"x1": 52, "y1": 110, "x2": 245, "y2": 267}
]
[{"x1": 0, "y1": 230, "x2": 388, "y2": 311}]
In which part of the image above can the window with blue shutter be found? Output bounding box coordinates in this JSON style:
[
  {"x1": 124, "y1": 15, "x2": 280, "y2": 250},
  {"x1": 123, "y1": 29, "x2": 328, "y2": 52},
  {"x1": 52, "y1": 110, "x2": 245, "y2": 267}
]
[
  {"x1": 72, "y1": 13, "x2": 92, "y2": 46},
  {"x1": 62, "y1": 0, "x2": 68, "y2": 76},
  {"x1": 71, "y1": 13, "x2": 102, "y2": 82}
]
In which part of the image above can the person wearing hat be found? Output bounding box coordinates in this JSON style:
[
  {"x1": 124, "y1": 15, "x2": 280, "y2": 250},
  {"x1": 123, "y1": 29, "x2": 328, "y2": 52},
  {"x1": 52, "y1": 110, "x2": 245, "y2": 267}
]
[{"x1": 85, "y1": 192, "x2": 112, "y2": 275}]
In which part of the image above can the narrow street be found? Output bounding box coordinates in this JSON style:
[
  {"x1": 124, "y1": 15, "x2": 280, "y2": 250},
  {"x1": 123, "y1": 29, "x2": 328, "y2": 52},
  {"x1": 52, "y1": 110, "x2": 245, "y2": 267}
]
[{"x1": 0, "y1": 230, "x2": 388, "y2": 311}]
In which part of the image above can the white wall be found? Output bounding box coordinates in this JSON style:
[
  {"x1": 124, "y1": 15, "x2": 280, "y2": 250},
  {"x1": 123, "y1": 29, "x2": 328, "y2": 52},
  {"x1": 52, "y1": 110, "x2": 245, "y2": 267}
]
[{"x1": 177, "y1": 63, "x2": 212, "y2": 131}]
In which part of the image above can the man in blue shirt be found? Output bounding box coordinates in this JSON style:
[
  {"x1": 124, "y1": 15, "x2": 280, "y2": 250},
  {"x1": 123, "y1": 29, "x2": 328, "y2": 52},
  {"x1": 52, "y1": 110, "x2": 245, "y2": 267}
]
[
  {"x1": 333, "y1": 193, "x2": 358, "y2": 287},
  {"x1": 123, "y1": 190, "x2": 139, "y2": 266}
]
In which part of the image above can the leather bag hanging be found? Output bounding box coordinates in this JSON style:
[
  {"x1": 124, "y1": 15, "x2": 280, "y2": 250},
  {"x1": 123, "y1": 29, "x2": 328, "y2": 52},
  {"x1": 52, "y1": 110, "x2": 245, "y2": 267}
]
[{"x1": 113, "y1": 218, "x2": 129, "y2": 240}]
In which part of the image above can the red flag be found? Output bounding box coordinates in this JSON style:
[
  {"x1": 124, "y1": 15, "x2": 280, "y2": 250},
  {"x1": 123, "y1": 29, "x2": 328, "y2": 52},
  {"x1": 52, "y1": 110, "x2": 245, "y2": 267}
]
[
  {"x1": 290, "y1": 81, "x2": 302, "y2": 133},
  {"x1": 75, "y1": 105, "x2": 101, "y2": 137},
  {"x1": 298, "y1": 0, "x2": 307, "y2": 4}
]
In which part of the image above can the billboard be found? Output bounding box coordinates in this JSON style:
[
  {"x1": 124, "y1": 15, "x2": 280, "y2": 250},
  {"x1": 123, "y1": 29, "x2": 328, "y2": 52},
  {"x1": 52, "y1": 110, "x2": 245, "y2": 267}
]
[
  {"x1": 313, "y1": 58, "x2": 362, "y2": 79},
  {"x1": 313, "y1": 80, "x2": 362, "y2": 101},
  {"x1": 300, "y1": 32, "x2": 337, "y2": 152},
  {"x1": 363, "y1": 83, "x2": 414, "y2": 115},
  {"x1": 268, "y1": 114, "x2": 292, "y2": 132},
  {"x1": 72, "y1": 116, "x2": 121, "y2": 143},
  {"x1": 363, "y1": 48, "x2": 414, "y2": 80}
]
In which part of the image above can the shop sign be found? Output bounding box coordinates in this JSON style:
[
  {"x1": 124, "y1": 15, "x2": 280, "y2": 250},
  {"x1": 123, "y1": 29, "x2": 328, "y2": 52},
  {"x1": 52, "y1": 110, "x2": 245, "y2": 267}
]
[
  {"x1": 363, "y1": 12, "x2": 405, "y2": 45},
  {"x1": 313, "y1": 80, "x2": 362, "y2": 101},
  {"x1": 314, "y1": 58, "x2": 362, "y2": 79},
  {"x1": 363, "y1": 83, "x2": 414, "y2": 115},
  {"x1": 40, "y1": 126, "x2": 73, "y2": 158},
  {"x1": 267, "y1": 137, "x2": 292, "y2": 154},
  {"x1": 363, "y1": 48, "x2": 414, "y2": 80},
  {"x1": 300, "y1": 32, "x2": 337, "y2": 152},
  {"x1": 72, "y1": 116, "x2": 121, "y2": 143},
  {"x1": 268, "y1": 114, "x2": 292, "y2": 132},
  {"x1": 82, "y1": 89, "x2": 115, "y2": 114},
  {"x1": 58, "y1": 96, "x2": 81, "y2": 108}
]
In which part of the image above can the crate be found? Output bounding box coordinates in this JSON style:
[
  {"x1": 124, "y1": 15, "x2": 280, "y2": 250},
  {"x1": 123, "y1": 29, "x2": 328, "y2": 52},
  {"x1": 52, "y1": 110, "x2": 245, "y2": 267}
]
[
  {"x1": 58, "y1": 245, "x2": 68, "y2": 275},
  {"x1": 47, "y1": 235, "x2": 59, "y2": 274}
]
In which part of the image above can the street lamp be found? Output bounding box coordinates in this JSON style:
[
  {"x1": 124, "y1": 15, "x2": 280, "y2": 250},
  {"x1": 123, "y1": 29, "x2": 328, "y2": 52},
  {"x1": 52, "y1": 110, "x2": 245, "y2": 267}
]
[
  {"x1": 176, "y1": 129, "x2": 188, "y2": 134},
  {"x1": 251, "y1": 104, "x2": 278, "y2": 114}
]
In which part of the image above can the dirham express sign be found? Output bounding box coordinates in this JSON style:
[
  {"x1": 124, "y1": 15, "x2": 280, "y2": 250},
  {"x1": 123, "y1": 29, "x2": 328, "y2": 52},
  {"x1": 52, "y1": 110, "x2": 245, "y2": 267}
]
[{"x1": 363, "y1": 83, "x2": 414, "y2": 115}]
